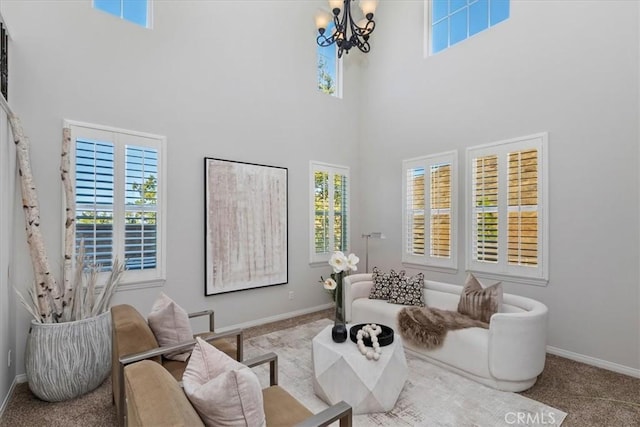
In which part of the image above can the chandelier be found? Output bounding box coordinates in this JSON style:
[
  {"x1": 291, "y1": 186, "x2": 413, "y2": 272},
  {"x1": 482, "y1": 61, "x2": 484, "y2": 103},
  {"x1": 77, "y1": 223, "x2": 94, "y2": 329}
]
[{"x1": 315, "y1": 0, "x2": 379, "y2": 58}]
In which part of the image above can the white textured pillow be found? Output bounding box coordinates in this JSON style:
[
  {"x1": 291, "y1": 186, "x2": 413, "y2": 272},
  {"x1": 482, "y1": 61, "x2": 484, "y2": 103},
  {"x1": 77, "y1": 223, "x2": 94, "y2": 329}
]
[
  {"x1": 147, "y1": 292, "x2": 194, "y2": 361},
  {"x1": 183, "y1": 337, "x2": 266, "y2": 427}
]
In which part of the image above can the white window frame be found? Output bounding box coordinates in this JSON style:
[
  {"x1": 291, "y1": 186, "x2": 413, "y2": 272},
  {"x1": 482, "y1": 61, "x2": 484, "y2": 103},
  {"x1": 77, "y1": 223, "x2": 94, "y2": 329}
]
[
  {"x1": 465, "y1": 132, "x2": 549, "y2": 285},
  {"x1": 93, "y1": 0, "x2": 153, "y2": 28},
  {"x1": 309, "y1": 161, "x2": 350, "y2": 265},
  {"x1": 402, "y1": 151, "x2": 458, "y2": 272},
  {"x1": 317, "y1": 31, "x2": 343, "y2": 99},
  {"x1": 65, "y1": 119, "x2": 167, "y2": 289},
  {"x1": 424, "y1": 0, "x2": 510, "y2": 57}
]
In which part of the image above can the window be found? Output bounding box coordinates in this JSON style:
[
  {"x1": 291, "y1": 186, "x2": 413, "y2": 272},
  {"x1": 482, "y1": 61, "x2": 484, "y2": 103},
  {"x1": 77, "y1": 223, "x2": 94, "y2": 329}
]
[
  {"x1": 429, "y1": 0, "x2": 509, "y2": 54},
  {"x1": 402, "y1": 151, "x2": 458, "y2": 270},
  {"x1": 310, "y1": 162, "x2": 349, "y2": 264},
  {"x1": 466, "y1": 133, "x2": 548, "y2": 284},
  {"x1": 94, "y1": 0, "x2": 150, "y2": 28},
  {"x1": 317, "y1": 22, "x2": 341, "y2": 97},
  {"x1": 66, "y1": 120, "x2": 166, "y2": 287}
]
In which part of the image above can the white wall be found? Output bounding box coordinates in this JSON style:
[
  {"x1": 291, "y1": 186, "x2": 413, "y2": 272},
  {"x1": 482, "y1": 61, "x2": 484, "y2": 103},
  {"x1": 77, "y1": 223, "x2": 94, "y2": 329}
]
[
  {"x1": 0, "y1": 99, "x2": 17, "y2": 411},
  {"x1": 359, "y1": 0, "x2": 639, "y2": 372},
  {"x1": 0, "y1": 0, "x2": 365, "y2": 378}
]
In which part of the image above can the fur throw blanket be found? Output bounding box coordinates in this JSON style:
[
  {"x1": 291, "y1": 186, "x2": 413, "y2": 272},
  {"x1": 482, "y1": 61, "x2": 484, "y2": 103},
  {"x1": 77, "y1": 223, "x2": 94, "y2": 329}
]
[{"x1": 398, "y1": 306, "x2": 488, "y2": 350}]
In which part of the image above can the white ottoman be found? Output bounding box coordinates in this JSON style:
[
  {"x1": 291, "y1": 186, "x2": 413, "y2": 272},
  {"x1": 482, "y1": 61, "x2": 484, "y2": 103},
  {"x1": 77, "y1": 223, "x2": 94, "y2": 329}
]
[{"x1": 311, "y1": 324, "x2": 408, "y2": 415}]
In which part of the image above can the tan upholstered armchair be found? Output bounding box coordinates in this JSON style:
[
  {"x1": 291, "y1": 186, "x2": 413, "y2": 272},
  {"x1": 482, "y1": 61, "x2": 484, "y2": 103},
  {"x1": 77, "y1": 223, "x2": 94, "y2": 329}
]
[
  {"x1": 111, "y1": 304, "x2": 244, "y2": 426},
  {"x1": 123, "y1": 353, "x2": 352, "y2": 426}
]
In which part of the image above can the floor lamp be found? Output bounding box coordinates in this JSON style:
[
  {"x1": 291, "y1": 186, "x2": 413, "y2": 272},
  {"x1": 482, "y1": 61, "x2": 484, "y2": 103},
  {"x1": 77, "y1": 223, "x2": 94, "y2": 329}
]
[{"x1": 362, "y1": 232, "x2": 385, "y2": 273}]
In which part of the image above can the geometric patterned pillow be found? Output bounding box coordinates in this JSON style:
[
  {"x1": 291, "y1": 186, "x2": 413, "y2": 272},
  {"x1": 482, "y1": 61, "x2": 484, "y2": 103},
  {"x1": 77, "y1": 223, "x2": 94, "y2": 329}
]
[
  {"x1": 387, "y1": 272, "x2": 425, "y2": 307},
  {"x1": 368, "y1": 267, "x2": 405, "y2": 300}
]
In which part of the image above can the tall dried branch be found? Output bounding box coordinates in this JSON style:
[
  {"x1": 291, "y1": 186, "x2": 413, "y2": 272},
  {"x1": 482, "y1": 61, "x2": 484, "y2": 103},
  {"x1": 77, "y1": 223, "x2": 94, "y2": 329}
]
[
  {"x1": 9, "y1": 114, "x2": 62, "y2": 322},
  {"x1": 61, "y1": 127, "x2": 75, "y2": 320},
  {"x1": 92, "y1": 257, "x2": 124, "y2": 317}
]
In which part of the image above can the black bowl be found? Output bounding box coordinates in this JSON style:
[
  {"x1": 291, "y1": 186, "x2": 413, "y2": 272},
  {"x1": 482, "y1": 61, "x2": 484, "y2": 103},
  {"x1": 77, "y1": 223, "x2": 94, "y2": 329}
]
[{"x1": 349, "y1": 323, "x2": 394, "y2": 347}]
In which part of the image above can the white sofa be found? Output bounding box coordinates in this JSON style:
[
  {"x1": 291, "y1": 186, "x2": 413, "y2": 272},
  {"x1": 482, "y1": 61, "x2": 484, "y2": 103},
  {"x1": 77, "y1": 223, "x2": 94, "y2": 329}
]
[{"x1": 344, "y1": 273, "x2": 548, "y2": 392}]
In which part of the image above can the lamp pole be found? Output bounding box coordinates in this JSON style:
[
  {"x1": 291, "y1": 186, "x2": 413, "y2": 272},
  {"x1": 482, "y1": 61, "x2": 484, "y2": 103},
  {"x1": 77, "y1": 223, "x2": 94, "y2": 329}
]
[
  {"x1": 362, "y1": 232, "x2": 384, "y2": 273},
  {"x1": 363, "y1": 234, "x2": 371, "y2": 273}
]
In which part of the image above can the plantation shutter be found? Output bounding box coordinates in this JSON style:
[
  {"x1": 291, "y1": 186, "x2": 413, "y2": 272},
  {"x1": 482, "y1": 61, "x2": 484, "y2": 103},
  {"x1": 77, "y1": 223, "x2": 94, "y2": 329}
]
[
  {"x1": 430, "y1": 163, "x2": 451, "y2": 258},
  {"x1": 472, "y1": 155, "x2": 498, "y2": 263},
  {"x1": 333, "y1": 173, "x2": 348, "y2": 251},
  {"x1": 310, "y1": 162, "x2": 350, "y2": 263},
  {"x1": 508, "y1": 149, "x2": 538, "y2": 266},
  {"x1": 314, "y1": 170, "x2": 330, "y2": 255},
  {"x1": 124, "y1": 146, "x2": 158, "y2": 270},
  {"x1": 403, "y1": 152, "x2": 457, "y2": 269},
  {"x1": 466, "y1": 133, "x2": 547, "y2": 283},
  {"x1": 406, "y1": 167, "x2": 425, "y2": 256},
  {"x1": 75, "y1": 139, "x2": 114, "y2": 269}
]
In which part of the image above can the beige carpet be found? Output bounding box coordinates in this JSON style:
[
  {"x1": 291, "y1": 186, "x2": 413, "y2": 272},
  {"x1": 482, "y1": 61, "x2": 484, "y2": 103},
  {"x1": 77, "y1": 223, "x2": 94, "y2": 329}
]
[{"x1": 245, "y1": 318, "x2": 567, "y2": 426}]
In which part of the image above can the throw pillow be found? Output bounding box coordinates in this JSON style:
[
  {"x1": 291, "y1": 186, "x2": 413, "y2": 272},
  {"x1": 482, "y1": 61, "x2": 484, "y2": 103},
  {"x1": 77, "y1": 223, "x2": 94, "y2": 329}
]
[
  {"x1": 369, "y1": 267, "x2": 405, "y2": 300},
  {"x1": 457, "y1": 273, "x2": 503, "y2": 323},
  {"x1": 147, "y1": 292, "x2": 194, "y2": 361},
  {"x1": 388, "y1": 272, "x2": 425, "y2": 306},
  {"x1": 183, "y1": 337, "x2": 266, "y2": 427}
]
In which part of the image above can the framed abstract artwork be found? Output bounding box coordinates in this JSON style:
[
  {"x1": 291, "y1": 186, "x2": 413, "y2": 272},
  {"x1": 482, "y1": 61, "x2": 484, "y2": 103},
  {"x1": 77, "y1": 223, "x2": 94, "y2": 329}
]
[{"x1": 204, "y1": 158, "x2": 288, "y2": 295}]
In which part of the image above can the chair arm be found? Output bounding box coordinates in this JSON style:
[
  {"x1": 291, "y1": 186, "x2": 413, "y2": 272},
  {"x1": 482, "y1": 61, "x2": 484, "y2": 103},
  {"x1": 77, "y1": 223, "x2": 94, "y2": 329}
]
[
  {"x1": 294, "y1": 401, "x2": 352, "y2": 427},
  {"x1": 243, "y1": 352, "x2": 278, "y2": 386},
  {"x1": 189, "y1": 310, "x2": 244, "y2": 361},
  {"x1": 188, "y1": 309, "x2": 215, "y2": 331}
]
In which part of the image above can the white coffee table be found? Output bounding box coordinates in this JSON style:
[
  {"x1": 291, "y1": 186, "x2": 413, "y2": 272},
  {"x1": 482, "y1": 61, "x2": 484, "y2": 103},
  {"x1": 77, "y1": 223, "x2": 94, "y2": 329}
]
[{"x1": 311, "y1": 324, "x2": 408, "y2": 415}]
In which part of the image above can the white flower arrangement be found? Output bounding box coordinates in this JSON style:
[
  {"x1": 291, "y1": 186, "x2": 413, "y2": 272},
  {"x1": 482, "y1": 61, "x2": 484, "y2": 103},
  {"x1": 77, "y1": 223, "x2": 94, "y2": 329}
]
[
  {"x1": 329, "y1": 251, "x2": 360, "y2": 274},
  {"x1": 319, "y1": 251, "x2": 360, "y2": 301}
]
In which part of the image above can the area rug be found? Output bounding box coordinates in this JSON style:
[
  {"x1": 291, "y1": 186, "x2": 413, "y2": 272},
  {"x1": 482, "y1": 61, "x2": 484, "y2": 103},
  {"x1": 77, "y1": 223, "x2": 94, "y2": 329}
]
[{"x1": 244, "y1": 318, "x2": 567, "y2": 427}]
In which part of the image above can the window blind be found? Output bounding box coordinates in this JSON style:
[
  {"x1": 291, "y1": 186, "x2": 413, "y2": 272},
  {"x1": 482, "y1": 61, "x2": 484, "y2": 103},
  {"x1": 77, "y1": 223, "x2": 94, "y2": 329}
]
[
  {"x1": 314, "y1": 170, "x2": 330, "y2": 254},
  {"x1": 472, "y1": 155, "x2": 498, "y2": 263},
  {"x1": 508, "y1": 149, "x2": 538, "y2": 266},
  {"x1": 311, "y1": 163, "x2": 350, "y2": 262},
  {"x1": 75, "y1": 139, "x2": 115, "y2": 269},
  {"x1": 430, "y1": 163, "x2": 451, "y2": 258},
  {"x1": 333, "y1": 173, "x2": 348, "y2": 252},
  {"x1": 406, "y1": 167, "x2": 425, "y2": 256},
  {"x1": 124, "y1": 145, "x2": 158, "y2": 271}
]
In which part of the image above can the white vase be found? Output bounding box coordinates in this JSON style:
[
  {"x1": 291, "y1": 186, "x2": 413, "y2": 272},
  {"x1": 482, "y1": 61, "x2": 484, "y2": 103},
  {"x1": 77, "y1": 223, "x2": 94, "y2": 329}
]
[{"x1": 25, "y1": 310, "x2": 112, "y2": 402}]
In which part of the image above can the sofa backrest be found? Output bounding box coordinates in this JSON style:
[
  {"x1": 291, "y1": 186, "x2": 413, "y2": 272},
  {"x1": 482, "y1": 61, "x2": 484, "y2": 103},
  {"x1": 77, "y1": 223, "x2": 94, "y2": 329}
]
[
  {"x1": 345, "y1": 274, "x2": 529, "y2": 316},
  {"x1": 111, "y1": 304, "x2": 160, "y2": 418},
  {"x1": 424, "y1": 280, "x2": 526, "y2": 313}
]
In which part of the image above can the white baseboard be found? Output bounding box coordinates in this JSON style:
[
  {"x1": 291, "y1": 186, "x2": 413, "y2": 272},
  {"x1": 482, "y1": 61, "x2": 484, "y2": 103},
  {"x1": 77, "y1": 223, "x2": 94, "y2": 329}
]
[
  {"x1": 1, "y1": 375, "x2": 19, "y2": 419},
  {"x1": 216, "y1": 303, "x2": 333, "y2": 333},
  {"x1": 547, "y1": 345, "x2": 640, "y2": 378},
  {"x1": 0, "y1": 374, "x2": 27, "y2": 418}
]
